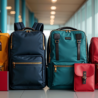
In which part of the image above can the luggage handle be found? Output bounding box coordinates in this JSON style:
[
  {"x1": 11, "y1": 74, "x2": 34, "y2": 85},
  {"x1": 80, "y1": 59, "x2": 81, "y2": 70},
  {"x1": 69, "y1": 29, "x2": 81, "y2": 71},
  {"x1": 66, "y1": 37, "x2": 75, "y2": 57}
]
[
  {"x1": 58, "y1": 27, "x2": 77, "y2": 30},
  {"x1": 23, "y1": 27, "x2": 35, "y2": 31}
]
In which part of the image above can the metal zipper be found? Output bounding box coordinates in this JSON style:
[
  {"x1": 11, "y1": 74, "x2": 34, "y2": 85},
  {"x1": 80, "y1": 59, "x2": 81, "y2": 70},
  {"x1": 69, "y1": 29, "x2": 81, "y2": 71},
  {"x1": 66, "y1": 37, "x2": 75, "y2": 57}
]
[
  {"x1": 13, "y1": 62, "x2": 42, "y2": 68},
  {"x1": 43, "y1": 34, "x2": 45, "y2": 50},
  {"x1": 54, "y1": 65, "x2": 73, "y2": 72},
  {"x1": 48, "y1": 30, "x2": 88, "y2": 63}
]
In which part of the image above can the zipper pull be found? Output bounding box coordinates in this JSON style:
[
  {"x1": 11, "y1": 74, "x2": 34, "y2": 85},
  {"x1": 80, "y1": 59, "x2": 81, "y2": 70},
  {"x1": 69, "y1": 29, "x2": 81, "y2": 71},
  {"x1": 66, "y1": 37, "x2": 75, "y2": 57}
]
[
  {"x1": 43, "y1": 46, "x2": 45, "y2": 50},
  {"x1": 66, "y1": 30, "x2": 68, "y2": 33},
  {"x1": 69, "y1": 30, "x2": 71, "y2": 33},
  {"x1": 54, "y1": 65, "x2": 57, "y2": 72},
  {"x1": 13, "y1": 62, "x2": 15, "y2": 68}
]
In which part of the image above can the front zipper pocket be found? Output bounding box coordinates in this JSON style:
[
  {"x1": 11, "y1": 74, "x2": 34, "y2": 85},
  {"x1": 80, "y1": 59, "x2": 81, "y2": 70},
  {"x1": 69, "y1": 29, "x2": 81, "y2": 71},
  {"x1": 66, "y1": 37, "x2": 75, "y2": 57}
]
[
  {"x1": 52, "y1": 62, "x2": 74, "y2": 87},
  {"x1": 12, "y1": 55, "x2": 43, "y2": 86},
  {"x1": 54, "y1": 65, "x2": 73, "y2": 72},
  {"x1": 12, "y1": 62, "x2": 42, "y2": 68}
]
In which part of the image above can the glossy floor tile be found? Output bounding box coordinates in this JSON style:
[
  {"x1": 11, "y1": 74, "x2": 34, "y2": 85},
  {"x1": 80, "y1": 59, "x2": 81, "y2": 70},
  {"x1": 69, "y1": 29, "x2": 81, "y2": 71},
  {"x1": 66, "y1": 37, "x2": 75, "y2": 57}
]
[{"x1": 0, "y1": 87, "x2": 98, "y2": 98}]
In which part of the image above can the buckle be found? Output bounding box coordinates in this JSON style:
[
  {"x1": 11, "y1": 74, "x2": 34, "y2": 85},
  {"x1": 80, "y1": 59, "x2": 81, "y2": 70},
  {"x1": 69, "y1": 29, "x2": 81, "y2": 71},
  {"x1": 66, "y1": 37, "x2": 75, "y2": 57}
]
[
  {"x1": 82, "y1": 71, "x2": 87, "y2": 84},
  {"x1": 77, "y1": 40, "x2": 81, "y2": 43},
  {"x1": 55, "y1": 40, "x2": 59, "y2": 43},
  {"x1": 82, "y1": 76, "x2": 87, "y2": 79}
]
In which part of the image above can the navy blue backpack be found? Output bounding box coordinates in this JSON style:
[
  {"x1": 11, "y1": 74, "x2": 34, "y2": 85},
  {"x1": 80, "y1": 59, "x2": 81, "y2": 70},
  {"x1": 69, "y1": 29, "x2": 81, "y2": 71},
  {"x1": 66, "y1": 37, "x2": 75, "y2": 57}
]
[{"x1": 9, "y1": 22, "x2": 46, "y2": 90}]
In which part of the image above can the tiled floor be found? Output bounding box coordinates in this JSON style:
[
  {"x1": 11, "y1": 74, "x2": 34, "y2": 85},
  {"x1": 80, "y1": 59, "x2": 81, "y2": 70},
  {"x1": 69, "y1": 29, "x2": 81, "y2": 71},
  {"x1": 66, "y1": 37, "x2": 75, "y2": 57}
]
[{"x1": 0, "y1": 87, "x2": 98, "y2": 98}]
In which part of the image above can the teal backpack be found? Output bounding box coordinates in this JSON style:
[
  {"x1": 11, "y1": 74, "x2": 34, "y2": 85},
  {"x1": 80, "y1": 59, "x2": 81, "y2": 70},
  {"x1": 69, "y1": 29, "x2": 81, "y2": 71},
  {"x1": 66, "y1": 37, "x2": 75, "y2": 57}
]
[{"x1": 47, "y1": 27, "x2": 88, "y2": 89}]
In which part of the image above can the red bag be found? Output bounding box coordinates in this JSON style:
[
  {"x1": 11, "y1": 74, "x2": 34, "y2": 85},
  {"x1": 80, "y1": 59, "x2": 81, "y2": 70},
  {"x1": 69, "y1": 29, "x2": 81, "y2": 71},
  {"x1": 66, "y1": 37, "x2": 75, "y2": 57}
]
[
  {"x1": 74, "y1": 63, "x2": 95, "y2": 92},
  {"x1": 0, "y1": 71, "x2": 9, "y2": 91},
  {"x1": 89, "y1": 37, "x2": 98, "y2": 89}
]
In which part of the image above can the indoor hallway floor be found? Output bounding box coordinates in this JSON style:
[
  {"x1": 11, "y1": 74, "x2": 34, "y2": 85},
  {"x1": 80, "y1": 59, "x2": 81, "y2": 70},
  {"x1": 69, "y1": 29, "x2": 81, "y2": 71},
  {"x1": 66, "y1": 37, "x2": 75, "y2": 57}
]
[{"x1": 0, "y1": 86, "x2": 98, "y2": 98}]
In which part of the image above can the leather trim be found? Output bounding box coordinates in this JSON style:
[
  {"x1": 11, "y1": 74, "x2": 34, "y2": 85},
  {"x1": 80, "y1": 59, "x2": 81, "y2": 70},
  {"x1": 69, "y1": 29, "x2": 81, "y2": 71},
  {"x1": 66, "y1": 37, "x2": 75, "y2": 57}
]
[
  {"x1": 76, "y1": 34, "x2": 82, "y2": 60},
  {"x1": 83, "y1": 71, "x2": 87, "y2": 84},
  {"x1": 65, "y1": 37, "x2": 71, "y2": 40},
  {"x1": 54, "y1": 34, "x2": 60, "y2": 40},
  {"x1": 55, "y1": 40, "x2": 59, "y2": 60},
  {"x1": 54, "y1": 34, "x2": 60, "y2": 60},
  {"x1": 77, "y1": 40, "x2": 81, "y2": 60}
]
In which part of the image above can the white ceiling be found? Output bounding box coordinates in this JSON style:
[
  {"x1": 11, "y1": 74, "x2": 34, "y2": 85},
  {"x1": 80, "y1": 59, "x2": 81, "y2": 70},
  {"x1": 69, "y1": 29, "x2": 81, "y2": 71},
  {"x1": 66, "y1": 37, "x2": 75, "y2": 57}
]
[
  {"x1": 26, "y1": 0, "x2": 87, "y2": 25},
  {"x1": 7, "y1": 0, "x2": 87, "y2": 25}
]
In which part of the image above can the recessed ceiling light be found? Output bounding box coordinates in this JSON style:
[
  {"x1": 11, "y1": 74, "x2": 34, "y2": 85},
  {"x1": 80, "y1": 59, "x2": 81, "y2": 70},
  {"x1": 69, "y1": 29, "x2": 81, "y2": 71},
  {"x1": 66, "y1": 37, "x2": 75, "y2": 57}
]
[
  {"x1": 51, "y1": 11, "x2": 56, "y2": 15},
  {"x1": 50, "y1": 20, "x2": 54, "y2": 24},
  {"x1": 50, "y1": 23, "x2": 54, "y2": 25},
  {"x1": 6, "y1": 6, "x2": 12, "y2": 10},
  {"x1": 18, "y1": 15, "x2": 21, "y2": 18},
  {"x1": 51, "y1": 6, "x2": 56, "y2": 10},
  {"x1": 50, "y1": 19, "x2": 54, "y2": 22},
  {"x1": 19, "y1": 18, "x2": 22, "y2": 22},
  {"x1": 10, "y1": 11, "x2": 16, "y2": 14},
  {"x1": 50, "y1": 15, "x2": 55, "y2": 19},
  {"x1": 52, "y1": 0, "x2": 57, "y2": 3}
]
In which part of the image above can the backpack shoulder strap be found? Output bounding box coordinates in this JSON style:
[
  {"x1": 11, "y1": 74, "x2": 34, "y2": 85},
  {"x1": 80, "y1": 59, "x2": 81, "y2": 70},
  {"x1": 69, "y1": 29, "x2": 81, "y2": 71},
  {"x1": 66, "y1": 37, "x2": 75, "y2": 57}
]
[
  {"x1": 32, "y1": 22, "x2": 44, "y2": 32},
  {"x1": 14, "y1": 22, "x2": 25, "y2": 31},
  {"x1": 32, "y1": 22, "x2": 38, "y2": 30}
]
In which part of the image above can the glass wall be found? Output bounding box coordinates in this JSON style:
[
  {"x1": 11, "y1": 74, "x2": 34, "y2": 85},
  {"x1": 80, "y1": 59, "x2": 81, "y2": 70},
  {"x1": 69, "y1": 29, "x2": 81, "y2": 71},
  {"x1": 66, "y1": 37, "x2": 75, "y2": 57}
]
[
  {"x1": 81, "y1": 5, "x2": 86, "y2": 32},
  {"x1": 65, "y1": 0, "x2": 97, "y2": 45},
  {"x1": 6, "y1": 0, "x2": 29, "y2": 34},
  {"x1": 26, "y1": 7, "x2": 29, "y2": 27},
  {"x1": 95, "y1": 0, "x2": 98, "y2": 36}
]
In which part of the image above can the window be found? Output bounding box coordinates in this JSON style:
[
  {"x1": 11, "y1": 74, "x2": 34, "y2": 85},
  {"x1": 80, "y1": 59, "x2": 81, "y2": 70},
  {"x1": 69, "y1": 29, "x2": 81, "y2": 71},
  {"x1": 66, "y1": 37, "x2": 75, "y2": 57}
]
[{"x1": 87, "y1": 0, "x2": 92, "y2": 44}]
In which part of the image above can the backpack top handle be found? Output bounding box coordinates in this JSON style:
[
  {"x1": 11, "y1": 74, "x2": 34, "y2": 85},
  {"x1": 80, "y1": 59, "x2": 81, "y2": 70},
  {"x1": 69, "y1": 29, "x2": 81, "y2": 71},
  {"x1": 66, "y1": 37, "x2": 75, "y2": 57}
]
[
  {"x1": 22, "y1": 27, "x2": 35, "y2": 31},
  {"x1": 58, "y1": 27, "x2": 77, "y2": 30}
]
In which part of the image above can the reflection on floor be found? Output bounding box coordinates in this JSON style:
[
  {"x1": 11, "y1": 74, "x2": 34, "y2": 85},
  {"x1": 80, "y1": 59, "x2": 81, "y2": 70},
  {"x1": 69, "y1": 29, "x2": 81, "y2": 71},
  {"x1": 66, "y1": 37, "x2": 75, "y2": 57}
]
[{"x1": 0, "y1": 86, "x2": 98, "y2": 98}]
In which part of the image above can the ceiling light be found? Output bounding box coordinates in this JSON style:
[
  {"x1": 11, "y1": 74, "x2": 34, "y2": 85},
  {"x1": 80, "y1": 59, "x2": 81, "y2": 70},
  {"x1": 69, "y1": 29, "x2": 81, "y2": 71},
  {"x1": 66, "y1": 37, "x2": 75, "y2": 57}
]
[
  {"x1": 18, "y1": 15, "x2": 21, "y2": 18},
  {"x1": 50, "y1": 20, "x2": 54, "y2": 24},
  {"x1": 6, "y1": 6, "x2": 12, "y2": 10},
  {"x1": 50, "y1": 19, "x2": 54, "y2": 22},
  {"x1": 51, "y1": 6, "x2": 56, "y2": 10},
  {"x1": 50, "y1": 15, "x2": 55, "y2": 19},
  {"x1": 51, "y1": 11, "x2": 56, "y2": 15},
  {"x1": 10, "y1": 11, "x2": 16, "y2": 14},
  {"x1": 50, "y1": 23, "x2": 54, "y2": 25},
  {"x1": 52, "y1": 0, "x2": 57, "y2": 3},
  {"x1": 19, "y1": 18, "x2": 22, "y2": 22}
]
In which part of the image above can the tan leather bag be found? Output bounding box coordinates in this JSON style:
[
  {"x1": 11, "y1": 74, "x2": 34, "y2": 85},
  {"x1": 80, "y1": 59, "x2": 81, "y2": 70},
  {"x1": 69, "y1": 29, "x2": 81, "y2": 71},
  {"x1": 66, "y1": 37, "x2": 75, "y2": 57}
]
[{"x1": 0, "y1": 30, "x2": 10, "y2": 71}]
